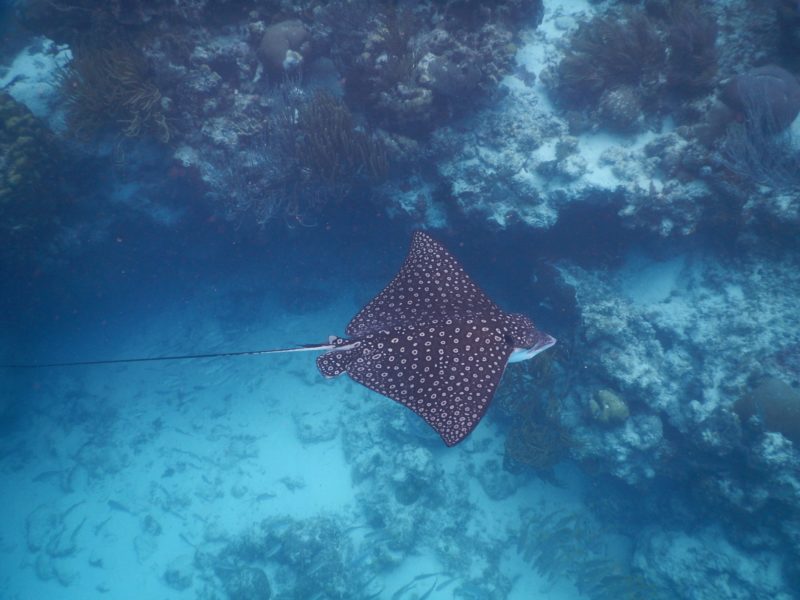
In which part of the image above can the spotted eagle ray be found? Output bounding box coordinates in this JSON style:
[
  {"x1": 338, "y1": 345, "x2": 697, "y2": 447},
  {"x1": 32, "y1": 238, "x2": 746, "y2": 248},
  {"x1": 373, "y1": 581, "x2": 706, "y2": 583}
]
[
  {"x1": 1, "y1": 232, "x2": 554, "y2": 446},
  {"x1": 306, "y1": 231, "x2": 556, "y2": 446}
]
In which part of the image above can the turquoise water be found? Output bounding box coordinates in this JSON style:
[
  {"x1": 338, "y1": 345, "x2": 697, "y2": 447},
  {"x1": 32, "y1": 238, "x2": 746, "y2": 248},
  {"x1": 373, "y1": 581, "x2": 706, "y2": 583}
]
[{"x1": 2, "y1": 1, "x2": 800, "y2": 599}]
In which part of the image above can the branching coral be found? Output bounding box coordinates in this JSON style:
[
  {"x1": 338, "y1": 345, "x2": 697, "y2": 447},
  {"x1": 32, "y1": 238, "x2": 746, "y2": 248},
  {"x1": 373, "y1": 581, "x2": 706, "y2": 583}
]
[
  {"x1": 287, "y1": 90, "x2": 389, "y2": 185},
  {"x1": 719, "y1": 120, "x2": 800, "y2": 195},
  {"x1": 222, "y1": 89, "x2": 388, "y2": 228},
  {"x1": 664, "y1": 3, "x2": 718, "y2": 95},
  {"x1": 59, "y1": 38, "x2": 170, "y2": 142},
  {"x1": 549, "y1": 12, "x2": 666, "y2": 110},
  {"x1": 718, "y1": 73, "x2": 800, "y2": 195},
  {"x1": 496, "y1": 354, "x2": 572, "y2": 473},
  {"x1": 546, "y1": 4, "x2": 718, "y2": 128},
  {"x1": 505, "y1": 412, "x2": 570, "y2": 472},
  {"x1": 518, "y1": 508, "x2": 671, "y2": 600}
]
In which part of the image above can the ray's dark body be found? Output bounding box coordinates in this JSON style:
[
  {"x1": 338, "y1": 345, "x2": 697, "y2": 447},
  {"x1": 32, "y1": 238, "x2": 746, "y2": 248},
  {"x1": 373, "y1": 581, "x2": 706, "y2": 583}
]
[{"x1": 318, "y1": 232, "x2": 555, "y2": 446}]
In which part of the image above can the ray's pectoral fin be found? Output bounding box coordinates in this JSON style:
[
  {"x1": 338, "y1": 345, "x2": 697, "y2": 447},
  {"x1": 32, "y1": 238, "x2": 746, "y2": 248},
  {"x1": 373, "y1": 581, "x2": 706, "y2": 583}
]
[{"x1": 316, "y1": 337, "x2": 361, "y2": 378}]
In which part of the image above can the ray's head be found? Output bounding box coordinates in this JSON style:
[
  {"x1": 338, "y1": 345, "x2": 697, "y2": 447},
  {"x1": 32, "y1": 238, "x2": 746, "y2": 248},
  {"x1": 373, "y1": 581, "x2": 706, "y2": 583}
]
[{"x1": 504, "y1": 313, "x2": 556, "y2": 363}]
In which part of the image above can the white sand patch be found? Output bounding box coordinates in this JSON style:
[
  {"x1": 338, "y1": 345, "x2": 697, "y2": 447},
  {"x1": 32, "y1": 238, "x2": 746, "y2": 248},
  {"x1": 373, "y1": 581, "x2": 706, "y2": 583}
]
[
  {"x1": 0, "y1": 37, "x2": 70, "y2": 130},
  {"x1": 619, "y1": 252, "x2": 688, "y2": 306},
  {"x1": 0, "y1": 277, "x2": 605, "y2": 599},
  {"x1": 579, "y1": 128, "x2": 662, "y2": 190}
]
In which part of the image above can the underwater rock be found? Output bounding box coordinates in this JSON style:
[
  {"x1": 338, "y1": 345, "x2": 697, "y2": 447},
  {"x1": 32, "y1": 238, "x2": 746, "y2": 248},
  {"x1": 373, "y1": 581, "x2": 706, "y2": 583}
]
[
  {"x1": 213, "y1": 514, "x2": 391, "y2": 598},
  {"x1": 134, "y1": 534, "x2": 157, "y2": 563},
  {"x1": 589, "y1": 389, "x2": 630, "y2": 425},
  {"x1": 735, "y1": 378, "x2": 800, "y2": 444},
  {"x1": 743, "y1": 432, "x2": 800, "y2": 510},
  {"x1": 135, "y1": 514, "x2": 162, "y2": 562},
  {"x1": 26, "y1": 505, "x2": 58, "y2": 553},
  {"x1": 475, "y1": 458, "x2": 525, "y2": 500},
  {"x1": 26, "y1": 500, "x2": 84, "y2": 568},
  {"x1": 504, "y1": 415, "x2": 570, "y2": 473},
  {"x1": 634, "y1": 527, "x2": 791, "y2": 600},
  {"x1": 141, "y1": 514, "x2": 162, "y2": 536},
  {"x1": 317, "y1": 1, "x2": 530, "y2": 137},
  {"x1": 292, "y1": 407, "x2": 340, "y2": 444},
  {"x1": 163, "y1": 554, "x2": 194, "y2": 591},
  {"x1": 621, "y1": 414, "x2": 663, "y2": 452},
  {"x1": 52, "y1": 559, "x2": 78, "y2": 587},
  {"x1": 34, "y1": 553, "x2": 55, "y2": 582},
  {"x1": 752, "y1": 432, "x2": 800, "y2": 469},
  {"x1": 391, "y1": 446, "x2": 437, "y2": 505},
  {"x1": 695, "y1": 407, "x2": 743, "y2": 457},
  {"x1": 223, "y1": 566, "x2": 271, "y2": 600},
  {"x1": 621, "y1": 130, "x2": 712, "y2": 237}
]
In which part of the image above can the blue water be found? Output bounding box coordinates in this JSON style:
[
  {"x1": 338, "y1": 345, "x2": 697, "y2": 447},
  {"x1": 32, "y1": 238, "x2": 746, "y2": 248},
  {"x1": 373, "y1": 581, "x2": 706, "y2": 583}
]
[
  {"x1": 3, "y1": 1, "x2": 800, "y2": 599},
  {"x1": 2, "y1": 220, "x2": 585, "y2": 599}
]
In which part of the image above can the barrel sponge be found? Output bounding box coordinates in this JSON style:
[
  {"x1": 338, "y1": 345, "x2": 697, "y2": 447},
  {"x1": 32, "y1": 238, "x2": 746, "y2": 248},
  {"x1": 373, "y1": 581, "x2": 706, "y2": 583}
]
[
  {"x1": 721, "y1": 65, "x2": 800, "y2": 133},
  {"x1": 734, "y1": 377, "x2": 800, "y2": 444}
]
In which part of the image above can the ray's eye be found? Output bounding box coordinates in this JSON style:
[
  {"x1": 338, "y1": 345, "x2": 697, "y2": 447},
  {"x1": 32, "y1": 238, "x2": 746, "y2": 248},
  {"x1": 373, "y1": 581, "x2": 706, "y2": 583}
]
[{"x1": 503, "y1": 333, "x2": 515, "y2": 346}]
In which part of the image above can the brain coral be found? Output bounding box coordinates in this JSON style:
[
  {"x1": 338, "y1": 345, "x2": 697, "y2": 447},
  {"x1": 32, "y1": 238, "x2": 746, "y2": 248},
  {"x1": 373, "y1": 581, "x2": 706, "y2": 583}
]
[
  {"x1": 734, "y1": 377, "x2": 800, "y2": 444},
  {"x1": 259, "y1": 19, "x2": 310, "y2": 74},
  {"x1": 0, "y1": 92, "x2": 62, "y2": 265}
]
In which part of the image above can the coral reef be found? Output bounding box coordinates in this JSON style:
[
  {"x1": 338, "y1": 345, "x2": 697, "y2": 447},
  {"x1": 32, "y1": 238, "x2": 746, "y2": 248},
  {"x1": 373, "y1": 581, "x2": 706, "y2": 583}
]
[
  {"x1": 663, "y1": 2, "x2": 718, "y2": 96},
  {"x1": 6, "y1": 0, "x2": 795, "y2": 241},
  {"x1": 777, "y1": 0, "x2": 800, "y2": 68},
  {"x1": 213, "y1": 516, "x2": 375, "y2": 599},
  {"x1": 558, "y1": 244, "x2": 800, "y2": 585},
  {"x1": 634, "y1": 527, "x2": 791, "y2": 600},
  {"x1": 714, "y1": 69, "x2": 800, "y2": 228},
  {"x1": 6, "y1": 4, "x2": 800, "y2": 598},
  {"x1": 320, "y1": 0, "x2": 542, "y2": 136}
]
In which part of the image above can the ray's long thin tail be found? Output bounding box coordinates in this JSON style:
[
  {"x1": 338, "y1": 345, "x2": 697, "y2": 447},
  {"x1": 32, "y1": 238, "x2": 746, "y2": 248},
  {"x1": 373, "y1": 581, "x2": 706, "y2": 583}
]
[{"x1": 0, "y1": 342, "x2": 335, "y2": 369}]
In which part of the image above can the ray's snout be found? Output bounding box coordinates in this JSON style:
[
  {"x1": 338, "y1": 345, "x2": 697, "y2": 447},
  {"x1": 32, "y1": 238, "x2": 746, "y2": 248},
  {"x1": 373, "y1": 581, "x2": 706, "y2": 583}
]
[
  {"x1": 532, "y1": 330, "x2": 557, "y2": 353},
  {"x1": 508, "y1": 330, "x2": 556, "y2": 363}
]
